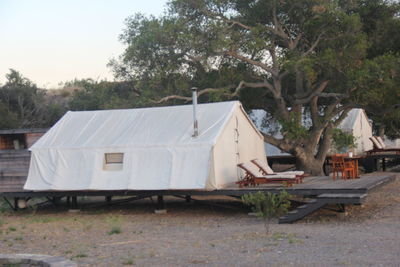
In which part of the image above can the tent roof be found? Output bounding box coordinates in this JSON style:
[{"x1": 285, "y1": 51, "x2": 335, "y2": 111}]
[
  {"x1": 338, "y1": 108, "x2": 372, "y2": 131},
  {"x1": 32, "y1": 101, "x2": 258, "y2": 150}
]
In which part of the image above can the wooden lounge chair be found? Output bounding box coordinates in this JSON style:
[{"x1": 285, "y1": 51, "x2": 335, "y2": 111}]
[
  {"x1": 331, "y1": 154, "x2": 354, "y2": 180},
  {"x1": 250, "y1": 158, "x2": 306, "y2": 183},
  {"x1": 236, "y1": 162, "x2": 300, "y2": 188},
  {"x1": 367, "y1": 136, "x2": 400, "y2": 155}
]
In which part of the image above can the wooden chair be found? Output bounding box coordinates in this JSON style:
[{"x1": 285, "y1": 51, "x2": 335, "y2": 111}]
[
  {"x1": 331, "y1": 154, "x2": 354, "y2": 180},
  {"x1": 250, "y1": 158, "x2": 307, "y2": 183},
  {"x1": 236, "y1": 162, "x2": 300, "y2": 188}
]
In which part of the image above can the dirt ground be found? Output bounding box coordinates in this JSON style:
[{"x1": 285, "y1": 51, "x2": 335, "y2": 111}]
[{"x1": 0, "y1": 174, "x2": 399, "y2": 266}]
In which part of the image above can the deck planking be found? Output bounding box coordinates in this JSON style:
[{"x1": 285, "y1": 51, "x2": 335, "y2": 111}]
[{"x1": 0, "y1": 172, "x2": 396, "y2": 198}]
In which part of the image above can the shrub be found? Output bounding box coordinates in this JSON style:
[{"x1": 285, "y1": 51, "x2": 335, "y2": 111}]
[
  {"x1": 242, "y1": 191, "x2": 291, "y2": 233},
  {"x1": 108, "y1": 226, "x2": 122, "y2": 235}
]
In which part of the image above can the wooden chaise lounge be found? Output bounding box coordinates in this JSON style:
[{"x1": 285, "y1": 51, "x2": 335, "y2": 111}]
[
  {"x1": 367, "y1": 136, "x2": 400, "y2": 155},
  {"x1": 250, "y1": 158, "x2": 307, "y2": 183},
  {"x1": 236, "y1": 162, "x2": 301, "y2": 188}
]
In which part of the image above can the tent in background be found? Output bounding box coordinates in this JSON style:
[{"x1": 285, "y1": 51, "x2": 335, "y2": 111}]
[
  {"x1": 24, "y1": 101, "x2": 266, "y2": 191},
  {"x1": 250, "y1": 108, "x2": 373, "y2": 156},
  {"x1": 337, "y1": 109, "x2": 373, "y2": 154}
]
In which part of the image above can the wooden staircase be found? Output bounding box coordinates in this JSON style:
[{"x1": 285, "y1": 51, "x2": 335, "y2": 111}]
[
  {"x1": 0, "y1": 150, "x2": 30, "y2": 192},
  {"x1": 279, "y1": 193, "x2": 367, "y2": 223}
]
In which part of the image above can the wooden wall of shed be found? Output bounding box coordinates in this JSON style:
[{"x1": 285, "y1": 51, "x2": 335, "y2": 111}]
[
  {"x1": 0, "y1": 150, "x2": 30, "y2": 192},
  {"x1": 26, "y1": 133, "x2": 45, "y2": 148},
  {"x1": 0, "y1": 136, "x2": 14, "y2": 150}
]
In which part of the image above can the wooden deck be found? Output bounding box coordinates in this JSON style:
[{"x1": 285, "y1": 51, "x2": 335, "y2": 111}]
[
  {"x1": 0, "y1": 163, "x2": 396, "y2": 222},
  {"x1": 1, "y1": 172, "x2": 396, "y2": 198}
]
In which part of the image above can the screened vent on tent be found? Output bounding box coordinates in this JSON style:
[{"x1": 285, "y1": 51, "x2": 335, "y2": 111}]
[{"x1": 104, "y1": 153, "x2": 124, "y2": 171}]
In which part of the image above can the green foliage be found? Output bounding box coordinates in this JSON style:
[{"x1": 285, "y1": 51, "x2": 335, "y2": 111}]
[
  {"x1": 242, "y1": 191, "x2": 291, "y2": 233},
  {"x1": 68, "y1": 79, "x2": 144, "y2": 110},
  {"x1": 332, "y1": 128, "x2": 357, "y2": 153},
  {"x1": 108, "y1": 226, "x2": 122, "y2": 235},
  {"x1": 278, "y1": 112, "x2": 309, "y2": 141},
  {"x1": 351, "y1": 55, "x2": 400, "y2": 138},
  {"x1": 122, "y1": 258, "x2": 135, "y2": 265},
  {"x1": 0, "y1": 103, "x2": 19, "y2": 129},
  {"x1": 0, "y1": 198, "x2": 10, "y2": 213},
  {"x1": 108, "y1": 0, "x2": 400, "y2": 173},
  {"x1": 0, "y1": 69, "x2": 67, "y2": 129},
  {"x1": 71, "y1": 253, "x2": 88, "y2": 259}
]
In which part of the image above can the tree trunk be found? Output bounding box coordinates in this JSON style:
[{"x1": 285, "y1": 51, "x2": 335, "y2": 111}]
[
  {"x1": 378, "y1": 126, "x2": 385, "y2": 137},
  {"x1": 295, "y1": 152, "x2": 325, "y2": 176}
]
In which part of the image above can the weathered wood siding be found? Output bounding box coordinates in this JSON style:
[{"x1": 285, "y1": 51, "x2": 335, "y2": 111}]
[
  {"x1": 26, "y1": 133, "x2": 45, "y2": 148},
  {"x1": 0, "y1": 150, "x2": 30, "y2": 192}
]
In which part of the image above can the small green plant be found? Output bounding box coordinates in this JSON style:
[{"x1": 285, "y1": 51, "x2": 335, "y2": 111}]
[
  {"x1": 71, "y1": 253, "x2": 88, "y2": 260},
  {"x1": 332, "y1": 128, "x2": 356, "y2": 153},
  {"x1": 0, "y1": 198, "x2": 10, "y2": 213},
  {"x1": 242, "y1": 191, "x2": 291, "y2": 233},
  {"x1": 64, "y1": 250, "x2": 73, "y2": 254},
  {"x1": 108, "y1": 226, "x2": 122, "y2": 235},
  {"x1": 278, "y1": 112, "x2": 308, "y2": 141},
  {"x1": 122, "y1": 258, "x2": 135, "y2": 265},
  {"x1": 8, "y1": 226, "x2": 16, "y2": 232}
]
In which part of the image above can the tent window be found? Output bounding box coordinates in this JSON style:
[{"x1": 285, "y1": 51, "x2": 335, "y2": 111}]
[{"x1": 104, "y1": 153, "x2": 124, "y2": 170}]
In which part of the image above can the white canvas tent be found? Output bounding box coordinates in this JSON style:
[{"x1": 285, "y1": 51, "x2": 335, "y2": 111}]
[
  {"x1": 250, "y1": 108, "x2": 373, "y2": 156},
  {"x1": 24, "y1": 101, "x2": 266, "y2": 191},
  {"x1": 384, "y1": 138, "x2": 400, "y2": 148},
  {"x1": 336, "y1": 109, "x2": 373, "y2": 154}
]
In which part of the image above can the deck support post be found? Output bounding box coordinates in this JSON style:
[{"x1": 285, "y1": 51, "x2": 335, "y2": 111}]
[
  {"x1": 51, "y1": 197, "x2": 61, "y2": 207},
  {"x1": 13, "y1": 198, "x2": 19, "y2": 211},
  {"x1": 71, "y1": 196, "x2": 78, "y2": 209},
  {"x1": 106, "y1": 196, "x2": 112, "y2": 203},
  {"x1": 185, "y1": 195, "x2": 192, "y2": 203},
  {"x1": 66, "y1": 196, "x2": 71, "y2": 207},
  {"x1": 154, "y1": 195, "x2": 167, "y2": 214},
  {"x1": 338, "y1": 204, "x2": 346, "y2": 212}
]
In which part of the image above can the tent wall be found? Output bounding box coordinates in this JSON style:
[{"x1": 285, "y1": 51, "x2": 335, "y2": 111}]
[
  {"x1": 384, "y1": 138, "x2": 400, "y2": 148},
  {"x1": 351, "y1": 111, "x2": 373, "y2": 154},
  {"x1": 210, "y1": 107, "x2": 266, "y2": 188},
  {"x1": 337, "y1": 109, "x2": 372, "y2": 154}
]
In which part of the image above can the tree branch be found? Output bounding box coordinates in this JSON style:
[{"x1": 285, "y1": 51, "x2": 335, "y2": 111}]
[
  {"x1": 294, "y1": 80, "x2": 330, "y2": 105},
  {"x1": 261, "y1": 131, "x2": 294, "y2": 153},
  {"x1": 302, "y1": 33, "x2": 323, "y2": 57},
  {"x1": 150, "y1": 86, "x2": 233, "y2": 104},
  {"x1": 225, "y1": 50, "x2": 277, "y2": 76}
]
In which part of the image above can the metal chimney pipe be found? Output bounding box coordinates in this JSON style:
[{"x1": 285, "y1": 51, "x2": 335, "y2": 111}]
[{"x1": 191, "y1": 87, "x2": 199, "y2": 137}]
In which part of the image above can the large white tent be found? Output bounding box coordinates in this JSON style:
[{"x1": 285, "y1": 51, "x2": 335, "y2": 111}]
[
  {"x1": 24, "y1": 101, "x2": 266, "y2": 191},
  {"x1": 250, "y1": 108, "x2": 373, "y2": 156},
  {"x1": 337, "y1": 109, "x2": 373, "y2": 154}
]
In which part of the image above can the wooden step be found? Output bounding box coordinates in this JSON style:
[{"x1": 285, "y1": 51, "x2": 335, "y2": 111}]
[
  {"x1": 317, "y1": 193, "x2": 367, "y2": 204},
  {"x1": 279, "y1": 199, "x2": 326, "y2": 223}
]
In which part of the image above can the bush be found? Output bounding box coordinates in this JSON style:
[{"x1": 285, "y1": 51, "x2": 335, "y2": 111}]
[
  {"x1": 242, "y1": 191, "x2": 291, "y2": 233},
  {"x1": 108, "y1": 226, "x2": 122, "y2": 235}
]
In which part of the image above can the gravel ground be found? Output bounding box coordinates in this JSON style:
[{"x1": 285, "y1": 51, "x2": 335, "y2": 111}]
[{"x1": 0, "y1": 174, "x2": 399, "y2": 267}]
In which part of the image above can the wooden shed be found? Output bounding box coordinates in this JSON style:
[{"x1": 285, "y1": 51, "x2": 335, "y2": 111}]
[
  {"x1": 0, "y1": 128, "x2": 47, "y2": 193},
  {"x1": 0, "y1": 128, "x2": 48, "y2": 150}
]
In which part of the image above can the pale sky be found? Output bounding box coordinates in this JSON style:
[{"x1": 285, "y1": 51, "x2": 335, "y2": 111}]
[{"x1": 0, "y1": 0, "x2": 168, "y2": 88}]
